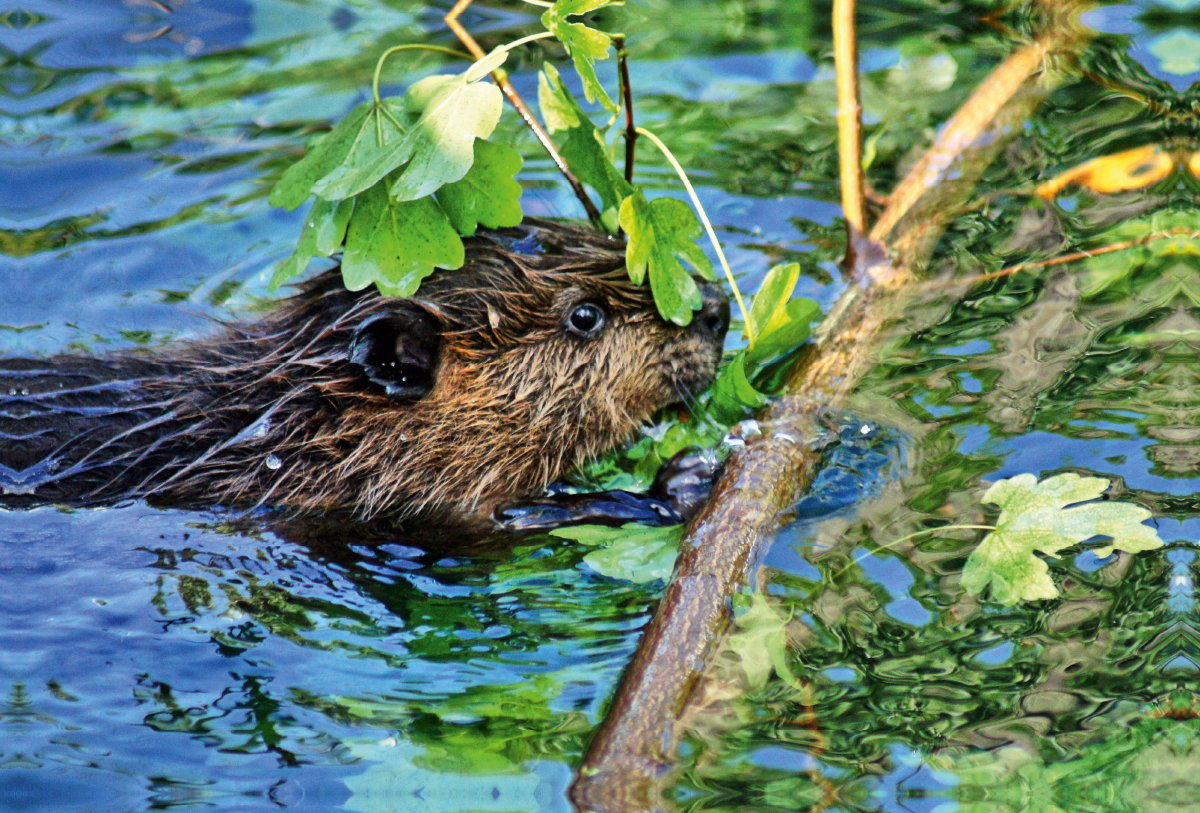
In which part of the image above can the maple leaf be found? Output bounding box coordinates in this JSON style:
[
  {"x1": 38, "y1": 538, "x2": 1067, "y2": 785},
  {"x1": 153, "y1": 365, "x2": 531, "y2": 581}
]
[
  {"x1": 541, "y1": 0, "x2": 619, "y2": 113},
  {"x1": 619, "y1": 189, "x2": 713, "y2": 325},
  {"x1": 551, "y1": 523, "x2": 681, "y2": 584},
  {"x1": 341, "y1": 177, "x2": 463, "y2": 297},
  {"x1": 962, "y1": 473, "x2": 1163, "y2": 605},
  {"x1": 435, "y1": 139, "x2": 524, "y2": 236},
  {"x1": 269, "y1": 197, "x2": 353, "y2": 290},
  {"x1": 727, "y1": 592, "x2": 804, "y2": 690}
]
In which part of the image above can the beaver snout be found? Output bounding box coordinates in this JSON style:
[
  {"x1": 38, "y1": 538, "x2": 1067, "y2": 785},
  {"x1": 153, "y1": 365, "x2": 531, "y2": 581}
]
[{"x1": 692, "y1": 282, "x2": 731, "y2": 341}]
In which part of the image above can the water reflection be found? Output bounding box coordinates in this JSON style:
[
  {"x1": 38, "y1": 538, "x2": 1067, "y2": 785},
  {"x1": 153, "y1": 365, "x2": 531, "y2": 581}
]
[
  {"x1": 4, "y1": 0, "x2": 1200, "y2": 810},
  {"x1": 672, "y1": 4, "x2": 1200, "y2": 810}
]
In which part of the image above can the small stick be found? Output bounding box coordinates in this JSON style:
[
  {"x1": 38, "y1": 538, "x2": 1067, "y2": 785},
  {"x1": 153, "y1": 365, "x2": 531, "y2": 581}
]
[
  {"x1": 953, "y1": 229, "x2": 1199, "y2": 286},
  {"x1": 833, "y1": 0, "x2": 868, "y2": 241},
  {"x1": 443, "y1": 0, "x2": 603, "y2": 226},
  {"x1": 615, "y1": 34, "x2": 638, "y2": 185}
]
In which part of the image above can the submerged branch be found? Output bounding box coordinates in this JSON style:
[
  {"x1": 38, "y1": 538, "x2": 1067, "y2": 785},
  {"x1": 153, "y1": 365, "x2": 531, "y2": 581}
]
[
  {"x1": 443, "y1": 0, "x2": 604, "y2": 226},
  {"x1": 570, "y1": 6, "x2": 1091, "y2": 810}
]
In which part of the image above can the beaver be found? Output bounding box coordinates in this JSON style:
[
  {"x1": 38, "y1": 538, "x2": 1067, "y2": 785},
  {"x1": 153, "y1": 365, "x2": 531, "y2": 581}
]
[{"x1": 0, "y1": 219, "x2": 729, "y2": 527}]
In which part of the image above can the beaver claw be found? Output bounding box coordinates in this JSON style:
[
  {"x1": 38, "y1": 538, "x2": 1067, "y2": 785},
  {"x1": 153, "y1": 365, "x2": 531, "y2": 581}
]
[{"x1": 495, "y1": 448, "x2": 719, "y2": 532}]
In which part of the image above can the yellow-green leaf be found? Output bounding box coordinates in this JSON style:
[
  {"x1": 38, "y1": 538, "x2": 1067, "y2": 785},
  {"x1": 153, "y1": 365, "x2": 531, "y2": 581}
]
[
  {"x1": 962, "y1": 473, "x2": 1163, "y2": 605},
  {"x1": 268, "y1": 99, "x2": 408, "y2": 211},
  {"x1": 269, "y1": 197, "x2": 354, "y2": 290},
  {"x1": 538, "y1": 63, "x2": 632, "y2": 217}
]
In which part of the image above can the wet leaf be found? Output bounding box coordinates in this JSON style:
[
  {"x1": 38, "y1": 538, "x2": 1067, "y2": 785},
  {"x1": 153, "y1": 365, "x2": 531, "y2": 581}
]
[
  {"x1": 727, "y1": 591, "x2": 803, "y2": 689},
  {"x1": 551, "y1": 523, "x2": 682, "y2": 583},
  {"x1": 541, "y1": 0, "x2": 619, "y2": 113},
  {"x1": 435, "y1": 139, "x2": 524, "y2": 236},
  {"x1": 268, "y1": 98, "x2": 409, "y2": 210},
  {"x1": 538, "y1": 63, "x2": 633, "y2": 219},
  {"x1": 270, "y1": 197, "x2": 354, "y2": 290},
  {"x1": 619, "y1": 190, "x2": 712, "y2": 325},
  {"x1": 341, "y1": 178, "x2": 463, "y2": 296},
  {"x1": 962, "y1": 473, "x2": 1163, "y2": 605}
]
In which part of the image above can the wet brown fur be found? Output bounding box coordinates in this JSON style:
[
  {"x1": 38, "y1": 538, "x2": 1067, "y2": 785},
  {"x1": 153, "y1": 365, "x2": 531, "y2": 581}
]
[{"x1": 0, "y1": 220, "x2": 723, "y2": 524}]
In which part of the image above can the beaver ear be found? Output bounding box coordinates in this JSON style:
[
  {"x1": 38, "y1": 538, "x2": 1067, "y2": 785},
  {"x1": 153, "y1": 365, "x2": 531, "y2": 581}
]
[{"x1": 348, "y1": 310, "x2": 441, "y2": 400}]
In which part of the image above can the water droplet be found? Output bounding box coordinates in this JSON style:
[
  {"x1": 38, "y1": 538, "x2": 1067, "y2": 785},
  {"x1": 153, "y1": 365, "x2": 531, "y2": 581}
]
[
  {"x1": 251, "y1": 420, "x2": 270, "y2": 439},
  {"x1": 265, "y1": 454, "x2": 282, "y2": 470},
  {"x1": 400, "y1": 433, "x2": 408, "y2": 441}
]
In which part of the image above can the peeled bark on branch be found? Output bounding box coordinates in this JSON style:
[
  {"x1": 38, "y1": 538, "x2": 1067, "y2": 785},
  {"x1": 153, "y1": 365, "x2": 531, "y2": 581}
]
[{"x1": 571, "y1": 7, "x2": 1090, "y2": 810}]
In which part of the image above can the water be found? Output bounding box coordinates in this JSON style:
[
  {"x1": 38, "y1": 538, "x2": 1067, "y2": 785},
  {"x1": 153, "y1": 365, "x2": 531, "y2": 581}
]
[{"x1": 4, "y1": 0, "x2": 1200, "y2": 810}]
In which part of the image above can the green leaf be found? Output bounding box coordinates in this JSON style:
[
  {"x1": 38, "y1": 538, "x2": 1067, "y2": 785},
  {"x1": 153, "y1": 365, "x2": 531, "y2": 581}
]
[
  {"x1": 341, "y1": 178, "x2": 464, "y2": 296},
  {"x1": 269, "y1": 198, "x2": 354, "y2": 290},
  {"x1": 383, "y1": 51, "x2": 507, "y2": 202},
  {"x1": 538, "y1": 63, "x2": 632, "y2": 217},
  {"x1": 268, "y1": 99, "x2": 408, "y2": 210},
  {"x1": 748, "y1": 262, "x2": 800, "y2": 340},
  {"x1": 435, "y1": 140, "x2": 524, "y2": 236},
  {"x1": 744, "y1": 262, "x2": 821, "y2": 365},
  {"x1": 541, "y1": 0, "x2": 619, "y2": 113},
  {"x1": 727, "y1": 592, "x2": 804, "y2": 690},
  {"x1": 619, "y1": 190, "x2": 713, "y2": 325},
  {"x1": 709, "y1": 352, "x2": 767, "y2": 423},
  {"x1": 316, "y1": 52, "x2": 506, "y2": 204},
  {"x1": 962, "y1": 473, "x2": 1163, "y2": 605},
  {"x1": 551, "y1": 523, "x2": 682, "y2": 583}
]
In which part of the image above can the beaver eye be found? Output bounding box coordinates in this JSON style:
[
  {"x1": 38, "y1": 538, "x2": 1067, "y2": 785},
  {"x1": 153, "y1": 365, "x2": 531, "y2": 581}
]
[{"x1": 566, "y1": 303, "x2": 606, "y2": 338}]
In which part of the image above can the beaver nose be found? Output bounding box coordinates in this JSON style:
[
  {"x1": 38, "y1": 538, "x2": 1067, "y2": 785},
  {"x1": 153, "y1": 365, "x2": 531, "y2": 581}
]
[{"x1": 693, "y1": 282, "x2": 730, "y2": 339}]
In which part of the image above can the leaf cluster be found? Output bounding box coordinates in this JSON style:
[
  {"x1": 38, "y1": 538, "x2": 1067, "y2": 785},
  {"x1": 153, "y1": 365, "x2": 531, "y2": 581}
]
[{"x1": 268, "y1": 49, "x2": 524, "y2": 296}]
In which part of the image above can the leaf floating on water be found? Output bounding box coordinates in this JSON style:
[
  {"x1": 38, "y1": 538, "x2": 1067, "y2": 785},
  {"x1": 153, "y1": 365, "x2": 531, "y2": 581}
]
[
  {"x1": 727, "y1": 591, "x2": 804, "y2": 690},
  {"x1": 619, "y1": 190, "x2": 712, "y2": 325},
  {"x1": 541, "y1": 0, "x2": 619, "y2": 113},
  {"x1": 269, "y1": 99, "x2": 409, "y2": 210},
  {"x1": 436, "y1": 139, "x2": 524, "y2": 236},
  {"x1": 962, "y1": 473, "x2": 1163, "y2": 605},
  {"x1": 341, "y1": 179, "x2": 463, "y2": 297},
  {"x1": 551, "y1": 523, "x2": 682, "y2": 584}
]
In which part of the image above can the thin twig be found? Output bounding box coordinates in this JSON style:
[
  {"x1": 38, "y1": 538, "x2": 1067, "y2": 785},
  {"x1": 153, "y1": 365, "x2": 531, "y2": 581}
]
[
  {"x1": 635, "y1": 126, "x2": 753, "y2": 344},
  {"x1": 953, "y1": 229, "x2": 1199, "y2": 287},
  {"x1": 443, "y1": 0, "x2": 604, "y2": 226},
  {"x1": 615, "y1": 35, "x2": 637, "y2": 185},
  {"x1": 833, "y1": 0, "x2": 867, "y2": 241},
  {"x1": 371, "y1": 44, "x2": 473, "y2": 104}
]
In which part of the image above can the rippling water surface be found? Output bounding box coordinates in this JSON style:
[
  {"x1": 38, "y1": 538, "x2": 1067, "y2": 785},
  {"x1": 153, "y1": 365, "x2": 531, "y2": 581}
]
[{"x1": 4, "y1": 0, "x2": 1200, "y2": 810}]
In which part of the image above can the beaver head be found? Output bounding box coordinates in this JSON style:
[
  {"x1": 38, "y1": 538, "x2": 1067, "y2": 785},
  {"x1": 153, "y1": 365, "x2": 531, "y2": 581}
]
[
  {"x1": 284, "y1": 219, "x2": 730, "y2": 521},
  {"x1": 0, "y1": 219, "x2": 727, "y2": 523}
]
